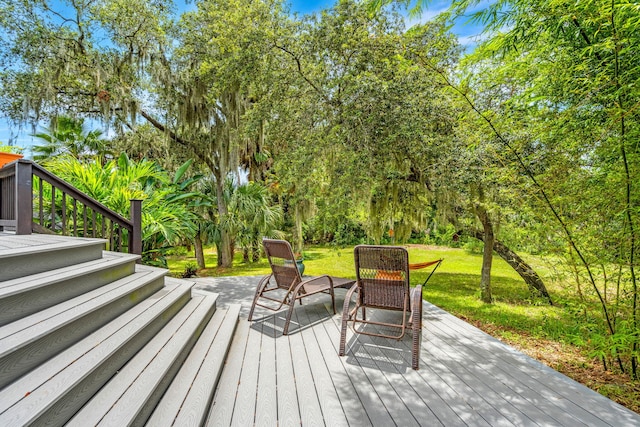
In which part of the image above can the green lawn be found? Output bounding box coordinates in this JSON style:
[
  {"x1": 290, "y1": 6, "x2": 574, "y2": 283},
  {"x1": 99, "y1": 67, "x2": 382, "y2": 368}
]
[{"x1": 168, "y1": 243, "x2": 567, "y2": 341}]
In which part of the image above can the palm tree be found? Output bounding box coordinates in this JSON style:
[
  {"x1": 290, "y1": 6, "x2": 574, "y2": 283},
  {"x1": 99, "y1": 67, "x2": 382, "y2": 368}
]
[
  {"x1": 228, "y1": 181, "x2": 283, "y2": 263},
  {"x1": 44, "y1": 154, "x2": 197, "y2": 266},
  {"x1": 192, "y1": 177, "x2": 282, "y2": 268},
  {"x1": 32, "y1": 116, "x2": 111, "y2": 161}
]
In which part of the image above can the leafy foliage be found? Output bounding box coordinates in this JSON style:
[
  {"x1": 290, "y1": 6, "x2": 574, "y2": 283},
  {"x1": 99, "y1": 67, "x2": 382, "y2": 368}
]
[
  {"x1": 444, "y1": 0, "x2": 640, "y2": 376},
  {"x1": 43, "y1": 154, "x2": 198, "y2": 266},
  {"x1": 268, "y1": 0, "x2": 459, "y2": 246},
  {"x1": 31, "y1": 116, "x2": 111, "y2": 161}
]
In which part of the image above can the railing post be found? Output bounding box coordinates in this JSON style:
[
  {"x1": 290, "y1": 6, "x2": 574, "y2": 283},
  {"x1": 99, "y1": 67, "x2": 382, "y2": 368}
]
[
  {"x1": 129, "y1": 199, "x2": 143, "y2": 257},
  {"x1": 15, "y1": 160, "x2": 33, "y2": 235}
]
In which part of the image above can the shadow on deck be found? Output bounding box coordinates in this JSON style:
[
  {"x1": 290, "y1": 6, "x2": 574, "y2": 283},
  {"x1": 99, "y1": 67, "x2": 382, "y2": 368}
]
[{"x1": 195, "y1": 276, "x2": 640, "y2": 427}]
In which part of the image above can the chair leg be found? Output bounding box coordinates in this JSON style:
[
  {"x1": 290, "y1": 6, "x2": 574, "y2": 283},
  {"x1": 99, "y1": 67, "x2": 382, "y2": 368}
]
[
  {"x1": 283, "y1": 296, "x2": 297, "y2": 335},
  {"x1": 339, "y1": 284, "x2": 358, "y2": 357},
  {"x1": 330, "y1": 286, "x2": 336, "y2": 314},
  {"x1": 248, "y1": 275, "x2": 271, "y2": 321},
  {"x1": 411, "y1": 285, "x2": 423, "y2": 370}
]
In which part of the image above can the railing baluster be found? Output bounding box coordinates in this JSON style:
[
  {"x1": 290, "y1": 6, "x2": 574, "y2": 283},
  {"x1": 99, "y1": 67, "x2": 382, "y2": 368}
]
[
  {"x1": 61, "y1": 193, "x2": 67, "y2": 235},
  {"x1": 0, "y1": 174, "x2": 12, "y2": 223},
  {"x1": 83, "y1": 203, "x2": 87, "y2": 237},
  {"x1": 92, "y1": 210, "x2": 97, "y2": 238},
  {"x1": 51, "y1": 185, "x2": 56, "y2": 232},
  {"x1": 117, "y1": 225, "x2": 122, "y2": 251},
  {"x1": 72, "y1": 199, "x2": 78, "y2": 236},
  {"x1": 109, "y1": 220, "x2": 114, "y2": 251},
  {"x1": 38, "y1": 177, "x2": 44, "y2": 226}
]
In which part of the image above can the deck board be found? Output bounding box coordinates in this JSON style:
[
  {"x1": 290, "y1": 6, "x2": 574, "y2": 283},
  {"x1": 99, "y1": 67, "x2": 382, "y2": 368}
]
[
  {"x1": 230, "y1": 318, "x2": 262, "y2": 427},
  {"x1": 206, "y1": 320, "x2": 251, "y2": 427},
  {"x1": 423, "y1": 311, "x2": 571, "y2": 425},
  {"x1": 255, "y1": 312, "x2": 277, "y2": 426},
  {"x1": 286, "y1": 312, "x2": 326, "y2": 426},
  {"x1": 296, "y1": 304, "x2": 350, "y2": 427},
  {"x1": 274, "y1": 319, "x2": 301, "y2": 427},
  {"x1": 323, "y1": 304, "x2": 438, "y2": 426},
  {"x1": 304, "y1": 301, "x2": 407, "y2": 427},
  {"x1": 311, "y1": 311, "x2": 371, "y2": 427},
  {"x1": 424, "y1": 303, "x2": 610, "y2": 426},
  {"x1": 309, "y1": 307, "x2": 396, "y2": 427},
  {"x1": 170, "y1": 303, "x2": 240, "y2": 426},
  {"x1": 193, "y1": 276, "x2": 640, "y2": 426}
]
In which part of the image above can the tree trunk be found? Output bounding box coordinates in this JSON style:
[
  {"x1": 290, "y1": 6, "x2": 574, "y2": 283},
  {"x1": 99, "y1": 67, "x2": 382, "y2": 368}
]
[
  {"x1": 216, "y1": 242, "x2": 223, "y2": 267},
  {"x1": 194, "y1": 233, "x2": 205, "y2": 270},
  {"x1": 243, "y1": 247, "x2": 250, "y2": 263},
  {"x1": 476, "y1": 206, "x2": 494, "y2": 303},
  {"x1": 471, "y1": 230, "x2": 553, "y2": 305},
  {"x1": 219, "y1": 232, "x2": 233, "y2": 267},
  {"x1": 252, "y1": 241, "x2": 261, "y2": 262},
  {"x1": 215, "y1": 176, "x2": 234, "y2": 268},
  {"x1": 295, "y1": 204, "x2": 304, "y2": 255}
]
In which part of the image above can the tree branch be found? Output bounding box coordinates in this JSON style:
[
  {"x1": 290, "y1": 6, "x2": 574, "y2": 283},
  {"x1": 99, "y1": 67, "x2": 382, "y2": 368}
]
[
  {"x1": 274, "y1": 43, "x2": 336, "y2": 107},
  {"x1": 138, "y1": 109, "x2": 216, "y2": 173}
]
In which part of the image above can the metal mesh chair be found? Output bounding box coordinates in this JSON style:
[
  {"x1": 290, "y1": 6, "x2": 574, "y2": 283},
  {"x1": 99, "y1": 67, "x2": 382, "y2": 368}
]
[
  {"x1": 248, "y1": 239, "x2": 338, "y2": 335},
  {"x1": 339, "y1": 245, "x2": 423, "y2": 369}
]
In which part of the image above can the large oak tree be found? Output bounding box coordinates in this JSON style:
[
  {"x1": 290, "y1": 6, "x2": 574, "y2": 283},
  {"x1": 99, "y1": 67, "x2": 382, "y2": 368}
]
[{"x1": 0, "y1": 0, "x2": 287, "y2": 267}]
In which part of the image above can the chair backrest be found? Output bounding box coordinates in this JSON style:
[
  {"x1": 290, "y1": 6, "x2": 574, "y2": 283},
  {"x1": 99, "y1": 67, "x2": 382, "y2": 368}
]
[
  {"x1": 354, "y1": 245, "x2": 410, "y2": 310},
  {"x1": 263, "y1": 239, "x2": 303, "y2": 291}
]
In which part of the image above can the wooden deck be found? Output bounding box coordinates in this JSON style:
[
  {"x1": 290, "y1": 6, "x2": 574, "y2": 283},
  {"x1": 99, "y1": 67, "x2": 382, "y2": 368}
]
[{"x1": 195, "y1": 276, "x2": 640, "y2": 427}]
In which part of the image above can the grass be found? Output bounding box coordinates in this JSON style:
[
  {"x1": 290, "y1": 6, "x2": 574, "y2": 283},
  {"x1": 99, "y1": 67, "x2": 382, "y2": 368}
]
[
  {"x1": 167, "y1": 242, "x2": 640, "y2": 412},
  {"x1": 168, "y1": 243, "x2": 569, "y2": 340}
]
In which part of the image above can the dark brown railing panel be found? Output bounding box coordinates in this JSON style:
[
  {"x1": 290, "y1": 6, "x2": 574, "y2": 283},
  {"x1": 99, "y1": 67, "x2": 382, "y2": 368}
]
[
  {"x1": 0, "y1": 159, "x2": 142, "y2": 255},
  {"x1": 0, "y1": 168, "x2": 16, "y2": 228}
]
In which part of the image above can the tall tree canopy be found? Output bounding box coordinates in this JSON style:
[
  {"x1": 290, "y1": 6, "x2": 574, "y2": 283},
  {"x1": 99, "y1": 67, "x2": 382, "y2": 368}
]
[
  {"x1": 267, "y1": 0, "x2": 460, "y2": 249},
  {"x1": 381, "y1": 0, "x2": 640, "y2": 374},
  {"x1": 0, "y1": 0, "x2": 289, "y2": 267}
]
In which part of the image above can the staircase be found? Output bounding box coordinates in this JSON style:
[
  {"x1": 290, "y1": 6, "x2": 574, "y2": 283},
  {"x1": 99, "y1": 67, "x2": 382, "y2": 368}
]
[{"x1": 0, "y1": 234, "x2": 239, "y2": 427}]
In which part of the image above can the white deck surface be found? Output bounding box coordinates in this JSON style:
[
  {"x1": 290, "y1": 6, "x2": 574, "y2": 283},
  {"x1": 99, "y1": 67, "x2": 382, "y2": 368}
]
[{"x1": 195, "y1": 276, "x2": 640, "y2": 427}]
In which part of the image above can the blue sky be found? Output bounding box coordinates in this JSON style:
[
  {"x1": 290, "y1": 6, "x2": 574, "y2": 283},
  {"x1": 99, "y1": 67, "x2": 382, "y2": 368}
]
[
  {"x1": 289, "y1": 0, "x2": 336, "y2": 14},
  {"x1": 1, "y1": 0, "x2": 485, "y2": 153}
]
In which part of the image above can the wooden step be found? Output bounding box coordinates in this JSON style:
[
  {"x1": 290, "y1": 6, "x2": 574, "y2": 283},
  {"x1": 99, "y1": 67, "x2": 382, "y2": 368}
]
[
  {"x1": 0, "y1": 279, "x2": 193, "y2": 427},
  {"x1": 0, "y1": 264, "x2": 167, "y2": 389},
  {"x1": 146, "y1": 304, "x2": 241, "y2": 427},
  {"x1": 0, "y1": 234, "x2": 105, "y2": 281},
  {"x1": 67, "y1": 291, "x2": 221, "y2": 426},
  {"x1": 0, "y1": 251, "x2": 139, "y2": 326}
]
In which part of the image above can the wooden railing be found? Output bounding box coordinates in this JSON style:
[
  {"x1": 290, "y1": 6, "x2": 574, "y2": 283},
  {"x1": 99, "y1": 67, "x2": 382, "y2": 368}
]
[{"x1": 0, "y1": 159, "x2": 142, "y2": 255}]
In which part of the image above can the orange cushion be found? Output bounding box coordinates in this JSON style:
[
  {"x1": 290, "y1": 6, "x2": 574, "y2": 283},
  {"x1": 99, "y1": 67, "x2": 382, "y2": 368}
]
[{"x1": 375, "y1": 270, "x2": 403, "y2": 280}]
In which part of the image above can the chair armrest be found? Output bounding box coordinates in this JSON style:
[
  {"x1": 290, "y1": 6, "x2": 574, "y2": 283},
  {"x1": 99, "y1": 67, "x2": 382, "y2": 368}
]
[
  {"x1": 299, "y1": 274, "x2": 334, "y2": 289},
  {"x1": 257, "y1": 273, "x2": 273, "y2": 289},
  {"x1": 411, "y1": 284, "x2": 423, "y2": 303},
  {"x1": 293, "y1": 275, "x2": 335, "y2": 296},
  {"x1": 342, "y1": 282, "x2": 359, "y2": 313}
]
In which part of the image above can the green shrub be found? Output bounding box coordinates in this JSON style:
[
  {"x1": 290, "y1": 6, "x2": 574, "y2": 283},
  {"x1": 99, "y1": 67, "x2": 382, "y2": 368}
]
[
  {"x1": 463, "y1": 239, "x2": 484, "y2": 254},
  {"x1": 181, "y1": 262, "x2": 198, "y2": 278}
]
